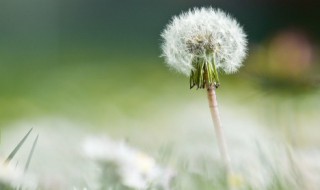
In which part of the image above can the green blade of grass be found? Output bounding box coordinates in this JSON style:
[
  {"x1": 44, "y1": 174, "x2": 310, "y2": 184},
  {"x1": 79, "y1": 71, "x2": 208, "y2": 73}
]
[
  {"x1": 4, "y1": 128, "x2": 33, "y2": 164},
  {"x1": 24, "y1": 134, "x2": 39, "y2": 172}
]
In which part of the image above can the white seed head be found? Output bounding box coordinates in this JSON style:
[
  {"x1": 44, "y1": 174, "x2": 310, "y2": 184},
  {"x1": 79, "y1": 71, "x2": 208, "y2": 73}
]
[
  {"x1": 83, "y1": 136, "x2": 175, "y2": 190},
  {"x1": 161, "y1": 7, "x2": 247, "y2": 75},
  {"x1": 0, "y1": 158, "x2": 37, "y2": 189}
]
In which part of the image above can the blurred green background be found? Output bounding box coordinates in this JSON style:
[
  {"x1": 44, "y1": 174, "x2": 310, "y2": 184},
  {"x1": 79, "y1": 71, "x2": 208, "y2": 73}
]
[
  {"x1": 0, "y1": 0, "x2": 319, "y2": 144},
  {"x1": 0, "y1": 1, "x2": 320, "y2": 189}
]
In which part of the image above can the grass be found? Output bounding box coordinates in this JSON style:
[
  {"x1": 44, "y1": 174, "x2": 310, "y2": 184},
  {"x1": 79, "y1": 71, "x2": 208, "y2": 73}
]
[
  {"x1": 0, "y1": 52, "x2": 186, "y2": 126},
  {"x1": 0, "y1": 51, "x2": 320, "y2": 190}
]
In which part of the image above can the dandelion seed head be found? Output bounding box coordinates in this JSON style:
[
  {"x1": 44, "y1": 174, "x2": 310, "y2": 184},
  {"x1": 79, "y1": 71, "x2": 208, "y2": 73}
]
[
  {"x1": 0, "y1": 158, "x2": 37, "y2": 189},
  {"x1": 0, "y1": 159, "x2": 23, "y2": 187},
  {"x1": 83, "y1": 136, "x2": 175, "y2": 190},
  {"x1": 161, "y1": 7, "x2": 247, "y2": 75}
]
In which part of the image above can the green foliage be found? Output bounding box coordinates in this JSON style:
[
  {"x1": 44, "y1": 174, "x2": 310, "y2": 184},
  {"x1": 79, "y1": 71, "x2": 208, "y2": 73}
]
[{"x1": 0, "y1": 183, "x2": 15, "y2": 190}]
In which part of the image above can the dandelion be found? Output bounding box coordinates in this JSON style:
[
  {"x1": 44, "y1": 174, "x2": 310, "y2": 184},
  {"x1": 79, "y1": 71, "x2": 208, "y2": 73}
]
[
  {"x1": 161, "y1": 7, "x2": 247, "y2": 174},
  {"x1": 0, "y1": 159, "x2": 23, "y2": 189},
  {"x1": 161, "y1": 7, "x2": 247, "y2": 88},
  {"x1": 83, "y1": 136, "x2": 175, "y2": 190},
  {"x1": 0, "y1": 158, "x2": 37, "y2": 190}
]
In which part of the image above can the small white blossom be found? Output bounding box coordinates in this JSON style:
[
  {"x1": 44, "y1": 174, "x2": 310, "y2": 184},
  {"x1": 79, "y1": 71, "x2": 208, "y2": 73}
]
[
  {"x1": 161, "y1": 7, "x2": 247, "y2": 75},
  {"x1": 0, "y1": 159, "x2": 23, "y2": 188},
  {"x1": 0, "y1": 158, "x2": 37, "y2": 189},
  {"x1": 83, "y1": 136, "x2": 175, "y2": 190}
]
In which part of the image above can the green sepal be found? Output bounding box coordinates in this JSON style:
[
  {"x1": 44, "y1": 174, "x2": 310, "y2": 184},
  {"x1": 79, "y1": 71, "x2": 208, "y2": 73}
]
[{"x1": 190, "y1": 55, "x2": 220, "y2": 89}]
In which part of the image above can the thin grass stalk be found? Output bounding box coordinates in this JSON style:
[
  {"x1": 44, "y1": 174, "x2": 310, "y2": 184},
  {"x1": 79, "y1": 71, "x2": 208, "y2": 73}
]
[{"x1": 4, "y1": 128, "x2": 33, "y2": 164}]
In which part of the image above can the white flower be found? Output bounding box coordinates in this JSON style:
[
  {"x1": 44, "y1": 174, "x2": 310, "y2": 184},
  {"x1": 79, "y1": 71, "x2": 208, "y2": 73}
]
[
  {"x1": 0, "y1": 159, "x2": 23, "y2": 188},
  {"x1": 0, "y1": 158, "x2": 37, "y2": 189},
  {"x1": 83, "y1": 136, "x2": 175, "y2": 190},
  {"x1": 161, "y1": 7, "x2": 247, "y2": 76}
]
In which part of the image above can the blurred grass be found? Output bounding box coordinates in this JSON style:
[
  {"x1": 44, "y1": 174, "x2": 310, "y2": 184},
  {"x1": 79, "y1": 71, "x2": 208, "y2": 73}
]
[
  {"x1": 0, "y1": 50, "x2": 188, "y2": 127},
  {"x1": 1, "y1": 47, "x2": 319, "y2": 146},
  {"x1": 1, "y1": 49, "x2": 320, "y2": 190}
]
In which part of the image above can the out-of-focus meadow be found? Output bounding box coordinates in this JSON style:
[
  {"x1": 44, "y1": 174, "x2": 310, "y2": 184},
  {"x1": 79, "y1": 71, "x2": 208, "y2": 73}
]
[{"x1": 0, "y1": 0, "x2": 320, "y2": 190}]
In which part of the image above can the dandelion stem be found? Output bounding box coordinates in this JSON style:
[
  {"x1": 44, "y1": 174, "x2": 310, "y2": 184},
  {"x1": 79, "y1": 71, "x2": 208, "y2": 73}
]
[{"x1": 206, "y1": 82, "x2": 231, "y2": 174}]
